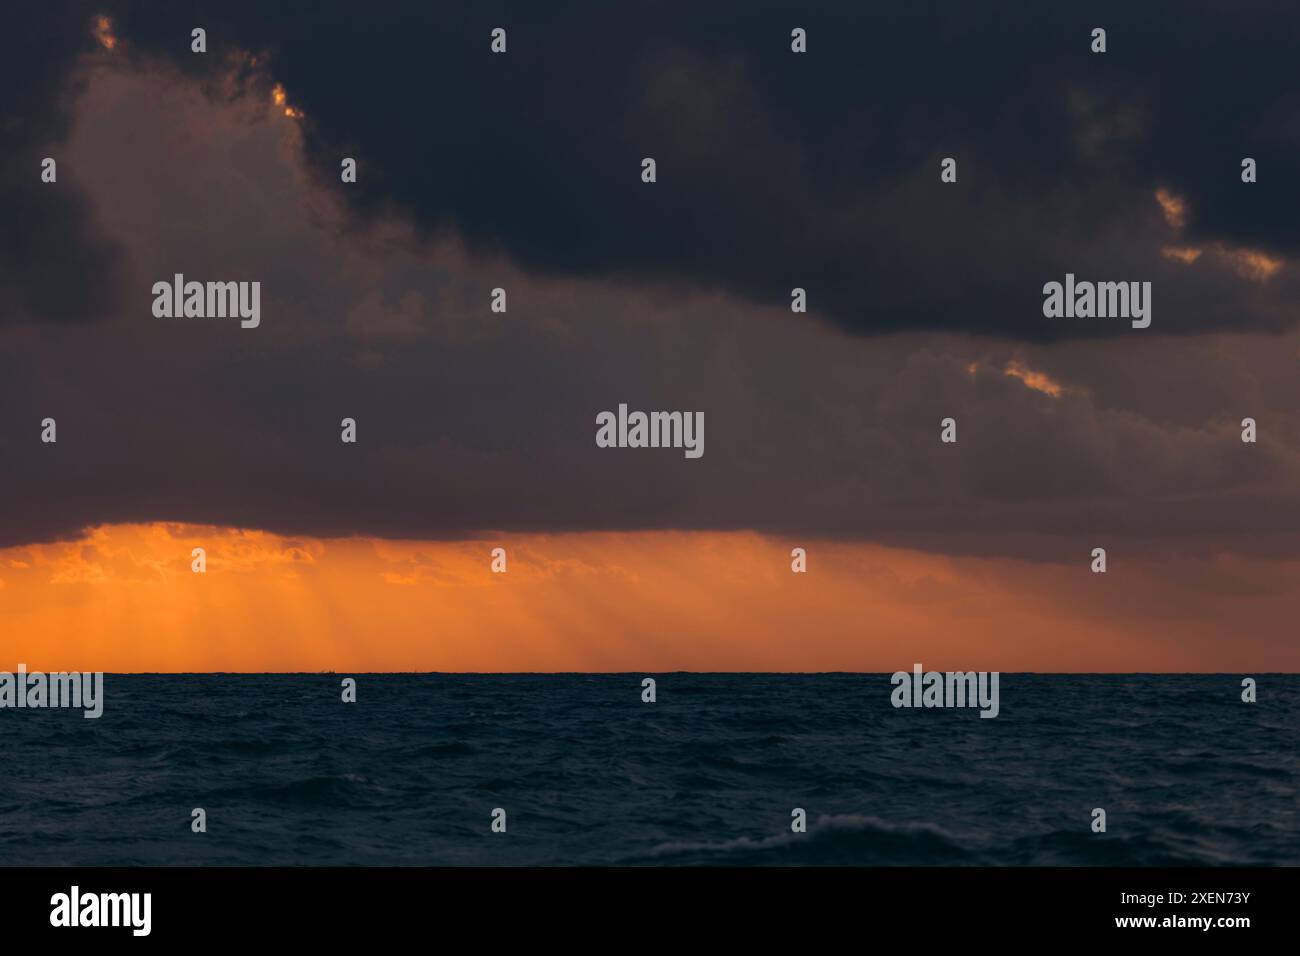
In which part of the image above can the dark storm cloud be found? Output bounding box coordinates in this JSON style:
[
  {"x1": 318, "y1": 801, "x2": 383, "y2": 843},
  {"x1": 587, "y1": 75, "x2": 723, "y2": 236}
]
[
  {"x1": 0, "y1": 5, "x2": 122, "y2": 324},
  {"x1": 3, "y1": 4, "x2": 1300, "y2": 559},
  {"x1": 87, "y1": 0, "x2": 1300, "y2": 340}
]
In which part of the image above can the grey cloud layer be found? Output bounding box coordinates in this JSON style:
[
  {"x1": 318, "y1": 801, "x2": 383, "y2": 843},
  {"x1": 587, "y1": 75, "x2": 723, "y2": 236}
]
[{"x1": 3, "y1": 57, "x2": 1300, "y2": 557}]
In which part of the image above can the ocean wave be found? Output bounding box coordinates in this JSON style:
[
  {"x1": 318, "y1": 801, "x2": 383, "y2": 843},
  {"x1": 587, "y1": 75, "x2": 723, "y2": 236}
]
[{"x1": 639, "y1": 814, "x2": 979, "y2": 866}]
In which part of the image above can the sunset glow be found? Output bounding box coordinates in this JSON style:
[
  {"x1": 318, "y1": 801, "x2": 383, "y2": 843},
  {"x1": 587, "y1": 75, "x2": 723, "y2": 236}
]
[{"x1": 3, "y1": 524, "x2": 1297, "y2": 673}]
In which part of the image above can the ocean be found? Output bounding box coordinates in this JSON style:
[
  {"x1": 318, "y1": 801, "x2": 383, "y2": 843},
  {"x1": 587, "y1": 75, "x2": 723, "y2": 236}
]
[{"x1": 1, "y1": 674, "x2": 1296, "y2": 866}]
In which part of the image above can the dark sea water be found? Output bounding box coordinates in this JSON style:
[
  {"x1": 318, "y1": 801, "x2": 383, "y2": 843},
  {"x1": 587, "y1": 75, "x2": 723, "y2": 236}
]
[{"x1": 1, "y1": 674, "x2": 1296, "y2": 866}]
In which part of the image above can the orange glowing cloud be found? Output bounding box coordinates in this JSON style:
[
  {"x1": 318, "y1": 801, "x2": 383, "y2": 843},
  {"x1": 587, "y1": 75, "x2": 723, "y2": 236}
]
[
  {"x1": 1161, "y1": 246, "x2": 1202, "y2": 264},
  {"x1": 1003, "y1": 359, "x2": 1064, "y2": 397},
  {"x1": 1155, "y1": 188, "x2": 1187, "y2": 229},
  {"x1": 92, "y1": 15, "x2": 117, "y2": 50},
  {"x1": 1152, "y1": 190, "x2": 1285, "y2": 280},
  {"x1": 1223, "y1": 248, "x2": 1282, "y2": 281},
  {"x1": 1160, "y1": 242, "x2": 1282, "y2": 282},
  {"x1": 271, "y1": 83, "x2": 303, "y2": 119}
]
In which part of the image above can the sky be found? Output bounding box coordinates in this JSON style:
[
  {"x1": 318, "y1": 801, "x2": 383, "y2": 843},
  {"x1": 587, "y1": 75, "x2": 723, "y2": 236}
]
[{"x1": 2, "y1": 3, "x2": 1299, "y2": 671}]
